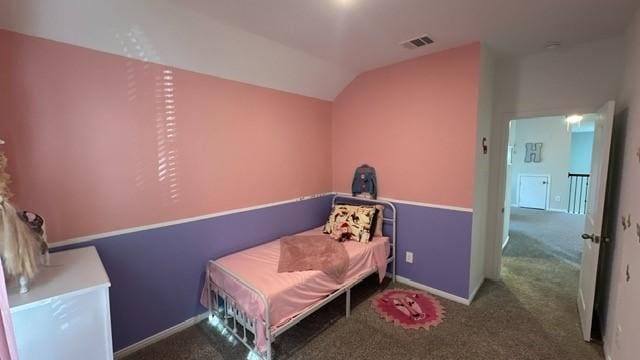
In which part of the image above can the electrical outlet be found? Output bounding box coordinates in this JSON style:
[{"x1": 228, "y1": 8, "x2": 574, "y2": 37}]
[
  {"x1": 405, "y1": 251, "x2": 414, "y2": 264},
  {"x1": 555, "y1": 195, "x2": 561, "y2": 202}
]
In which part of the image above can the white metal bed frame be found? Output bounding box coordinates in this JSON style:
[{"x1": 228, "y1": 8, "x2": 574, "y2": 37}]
[{"x1": 205, "y1": 195, "x2": 397, "y2": 360}]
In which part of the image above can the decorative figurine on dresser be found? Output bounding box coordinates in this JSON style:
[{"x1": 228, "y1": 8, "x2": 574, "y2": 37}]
[
  {"x1": 0, "y1": 144, "x2": 114, "y2": 359},
  {"x1": 0, "y1": 150, "x2": 49, "y2": 294}
]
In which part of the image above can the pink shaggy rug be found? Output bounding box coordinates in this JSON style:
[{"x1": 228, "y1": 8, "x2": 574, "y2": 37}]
[{"x1": 371, "y1": 289, "x2": 445, "y2": 329}]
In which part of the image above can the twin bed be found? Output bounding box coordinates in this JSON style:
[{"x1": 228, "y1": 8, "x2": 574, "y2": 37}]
[{"x1": 202, "y1": 195, "x2": 397, "y2": 360}]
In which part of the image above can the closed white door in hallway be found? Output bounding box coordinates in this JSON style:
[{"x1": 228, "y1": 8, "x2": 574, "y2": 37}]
[{"x1": 518, "y1": 175, "x2": 549, "y2": 210}]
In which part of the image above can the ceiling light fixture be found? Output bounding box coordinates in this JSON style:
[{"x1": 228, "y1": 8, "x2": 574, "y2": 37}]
[
  {"x1": 566, "y1": 114, "x2": 584, "y2": 131},
  {"x1": 566, "y1": 114, "x2": 584, "y2": 124}
]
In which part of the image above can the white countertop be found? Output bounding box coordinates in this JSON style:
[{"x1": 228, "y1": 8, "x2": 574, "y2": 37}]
[{"x1": 8, "y1": 246, "x2": 111, "y2": 312}]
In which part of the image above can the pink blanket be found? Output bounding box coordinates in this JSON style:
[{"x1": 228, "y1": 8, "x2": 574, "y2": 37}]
[{"x1": 277, "y1": 235, "x2": 349, "y2": 283}]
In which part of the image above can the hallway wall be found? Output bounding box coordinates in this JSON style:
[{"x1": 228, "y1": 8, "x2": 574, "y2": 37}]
[
  {"x1": 570, "y1": 131, "x2": 594, "y2": 173},
  {"x1": 509, "y1": 116, "x2": 572, "y2": 211}
]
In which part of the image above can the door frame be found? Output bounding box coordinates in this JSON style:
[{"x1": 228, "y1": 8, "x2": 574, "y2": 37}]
[
  {"x1": 516, "y1": 173, "x2": 551, "y2": 210},
  {"x1": 486, "y1": 106, "x2": 594, "y2": 280}
]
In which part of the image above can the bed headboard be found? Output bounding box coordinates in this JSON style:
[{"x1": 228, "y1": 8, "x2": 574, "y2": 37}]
[{"x1": 331, "y1": 194, "x2": 397, "y2": 281}]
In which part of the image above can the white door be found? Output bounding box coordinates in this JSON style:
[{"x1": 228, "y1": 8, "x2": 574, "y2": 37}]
[
  {"x1": 518, "y1": 175, "x2": 549, "y2": 209},
  {"x1": 577, "y1": 100, "x2": 615, "y2": 341}
]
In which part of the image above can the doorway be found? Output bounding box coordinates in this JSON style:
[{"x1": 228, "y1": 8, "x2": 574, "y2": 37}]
[
  {"x1": 488, "y1": 101, "x2": 616, "y2": 351},
  {"x1": 496, "y1": 113, "x2": 604, "y2": 356},
  {"x1": 502, "y1": 115, "x2": 596, "y2": 267}
]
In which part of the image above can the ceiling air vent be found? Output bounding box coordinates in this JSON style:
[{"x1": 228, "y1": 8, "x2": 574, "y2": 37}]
[{"x1": 401, "y1": 35, "x2": 434, "y2": 50}]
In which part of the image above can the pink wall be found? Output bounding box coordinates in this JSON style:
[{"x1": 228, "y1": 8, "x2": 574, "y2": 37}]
[
  {"x1": 1, "y1": 30, "x2": 483, "y2": 242},
  {"x1": 0, "y1": 30, "x2": 332, "y2": 242},
  {"x1": 331, "y1": 44, "x2": 481, "y2": 209}
]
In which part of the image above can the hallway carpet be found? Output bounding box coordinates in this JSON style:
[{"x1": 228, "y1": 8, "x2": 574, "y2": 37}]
[
  {"x1": 508, "y1": 207, "x2": 585, "y2": 266},
  {"x1": 124, "y1": 223, "x2": 602, "y2": 359}
]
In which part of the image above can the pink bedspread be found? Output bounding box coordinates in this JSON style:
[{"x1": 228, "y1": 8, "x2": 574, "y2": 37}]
[{"x1": 201, "y1": 227, "x2": 390, "y2": 351}]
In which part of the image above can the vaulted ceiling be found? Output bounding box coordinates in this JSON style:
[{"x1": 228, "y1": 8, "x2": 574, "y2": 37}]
[{"x1": 178, "y1": 0, "x2": 639, "y2": 72}]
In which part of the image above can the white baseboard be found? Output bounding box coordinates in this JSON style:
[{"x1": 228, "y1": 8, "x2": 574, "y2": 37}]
[
  {"x1": 114, "y1": 312, "x2": 209, "y2": 358},
  {"x1": 502, "y1": 236, "x2": 510, "y2": 250},
  {"x1": 548, "y1": 208, "x2": 568, "y2": 213},
  {"x1": 393, "y1": 275, "x2": 472, "y2": 306}
]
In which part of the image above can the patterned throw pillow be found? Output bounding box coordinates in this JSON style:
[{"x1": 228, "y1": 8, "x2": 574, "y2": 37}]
[{"x1": 323, "y1": 205, "x2": 376, "y2": 243}]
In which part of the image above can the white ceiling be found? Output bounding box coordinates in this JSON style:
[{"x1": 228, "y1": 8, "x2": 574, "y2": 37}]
[{"x1": 177, "y1": 0, "x2": 639, "y2": 72}]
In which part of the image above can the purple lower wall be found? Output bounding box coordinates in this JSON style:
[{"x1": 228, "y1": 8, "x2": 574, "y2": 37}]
[
  {"x1": 55, "y1": 195, "x2": 333, "y2": 351},
  {"x1": 394, "y1": 203, "x2": 472, "y2": 298},
  {"x1": 54, "y1": 195, "x2": 472, "y2": 351}
]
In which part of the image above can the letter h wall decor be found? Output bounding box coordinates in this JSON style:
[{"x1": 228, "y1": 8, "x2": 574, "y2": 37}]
[{"x1": 524, "y1": 143, "x2": 543, "y2": 163}]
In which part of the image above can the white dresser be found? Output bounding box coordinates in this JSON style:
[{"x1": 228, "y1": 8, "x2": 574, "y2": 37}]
[{"x1": 8, "y1": 246, "x2": 113, "y2": 360}]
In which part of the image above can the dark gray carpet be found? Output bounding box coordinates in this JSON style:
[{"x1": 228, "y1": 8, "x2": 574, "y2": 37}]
[
  {"x1": 508, "y1": 207, "x2": 585, "y2": 266},
  {"x1": 124, "y1": 218, "x2": 602, "y2": 360}
]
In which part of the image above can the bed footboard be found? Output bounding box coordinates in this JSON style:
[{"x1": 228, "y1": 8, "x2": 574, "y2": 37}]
[{"x1": 206, "y1": 260, "x2": 273, "y2": 360}]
